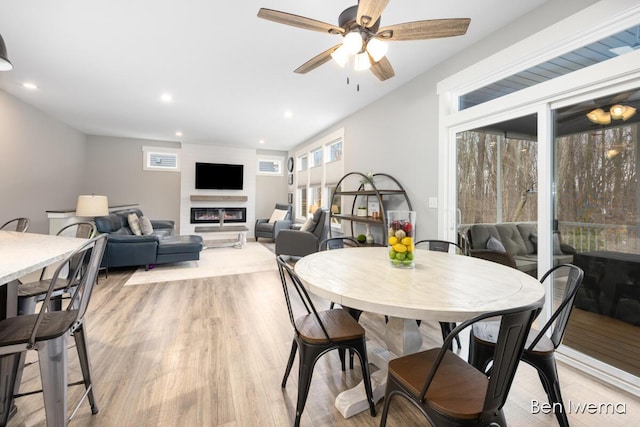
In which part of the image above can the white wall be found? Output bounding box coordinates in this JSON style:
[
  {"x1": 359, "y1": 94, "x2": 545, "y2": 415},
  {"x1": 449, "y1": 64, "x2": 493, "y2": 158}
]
[
  {"x1": 255, "y1": 149, "x2": 288, "y2": 220},
  {"x1": 290, "y1": 0, "x2": 597, "y2": 241},
  {"x1": 0, "y1": 90, "x2": 86, "y2": 233},
  {"x1": 180, "y1": 143, "x2": 257, "y2": 237}
]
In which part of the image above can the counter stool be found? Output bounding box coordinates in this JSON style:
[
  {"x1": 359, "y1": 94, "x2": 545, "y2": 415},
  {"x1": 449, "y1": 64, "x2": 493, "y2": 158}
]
[{"x1": 1, "y1": 234, "x2": 107, "y2": 427}]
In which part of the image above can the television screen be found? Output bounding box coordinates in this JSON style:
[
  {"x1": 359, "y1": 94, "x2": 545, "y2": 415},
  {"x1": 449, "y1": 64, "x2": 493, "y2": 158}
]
[{"x1": 195, "y1": 162, "x2": 244, "y2": 190}]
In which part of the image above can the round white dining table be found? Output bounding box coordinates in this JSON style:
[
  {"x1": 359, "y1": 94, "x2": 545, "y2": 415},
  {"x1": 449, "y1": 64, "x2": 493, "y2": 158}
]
[{"x1": 294, "y1": 246, "x2": 545, "y2": 418}]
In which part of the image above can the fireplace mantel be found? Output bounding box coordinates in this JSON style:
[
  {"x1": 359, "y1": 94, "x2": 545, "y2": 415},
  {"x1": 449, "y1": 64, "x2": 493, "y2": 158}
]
[{"x1": 190, "y1": 195, "x2": 247, "y2": 202}]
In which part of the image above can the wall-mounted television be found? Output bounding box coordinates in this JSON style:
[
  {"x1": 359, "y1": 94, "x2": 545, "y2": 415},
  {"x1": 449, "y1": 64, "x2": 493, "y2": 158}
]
[{"x1": 195, "y1": 162, "x2": 244, "y2": 190}]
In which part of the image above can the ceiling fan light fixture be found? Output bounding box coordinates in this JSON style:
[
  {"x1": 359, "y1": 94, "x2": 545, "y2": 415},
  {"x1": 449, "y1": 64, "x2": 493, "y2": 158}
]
[
  {"x1": 343, "y1": 31, "x2": 363, "y2": 55},
  {"x1": 610, "y1": 104, "x2": 626, "y2": 120},
  {"x1": 0, "y1": 33, "x2": 13, "y2": 71},
  {"x1": 586, "y1": 108, "x2": 611, "y2": 125},
  {"x1": 331, "y1": 45, "x2": 349, "y2": 67},
  {"x1": 366, "y1": 38, "x2": 388, "y2": 62},
  {"x1": 354, "y1": 51, "x2": 371, "y2": 71},
  {"x1": 621, "y1": 106, "x2": 636, "y2": 121}
]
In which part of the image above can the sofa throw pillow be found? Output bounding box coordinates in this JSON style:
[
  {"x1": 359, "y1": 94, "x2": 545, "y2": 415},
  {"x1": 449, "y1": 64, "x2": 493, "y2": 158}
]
[
  {"x1": 553, "y1": 232, "x2": 563, "y2": 255},
  {"x1": 268, "y1": 209, "x2": 289, "y2": 224},
  {"x1": 486, "y1": 236, "x2": 506, "y2": 253},
  {"x1": 300, "y1": 217, "x2": 314, "y2": 232},
  {"x1": 128, "y1": 213, "x2": 142, "y2": 236},
  {"x1": 139, "y1": 216, "x2": 154, "y2": 235},
  {"x1": 529, "y1": 232, "x2": 538, "y2": 253}
]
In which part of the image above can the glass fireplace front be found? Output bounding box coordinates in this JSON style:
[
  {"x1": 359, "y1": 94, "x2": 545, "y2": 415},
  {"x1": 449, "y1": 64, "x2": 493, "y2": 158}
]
[{"x1": 190, "y1": 207, "x2": 246, "y2": 224}]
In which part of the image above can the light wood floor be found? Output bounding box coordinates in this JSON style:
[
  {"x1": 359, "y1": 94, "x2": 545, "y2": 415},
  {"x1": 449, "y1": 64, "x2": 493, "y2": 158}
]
[{"x1": 9, "y1": 262, "x2": 640, "y2": 426}]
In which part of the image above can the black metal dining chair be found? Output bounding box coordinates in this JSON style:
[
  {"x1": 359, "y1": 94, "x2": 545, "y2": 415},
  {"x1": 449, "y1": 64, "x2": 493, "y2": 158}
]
[
  {"x1": 380, "y1": 301, "x2": 543, "y2": 427},
  {"x1": 0, "y1": 234, "x2": 107, "y2": 427},
  {"x1": 469, "y1": 263, "x2": 584, "y2": 427},
  {"x1": 0, "y1": 217, "x2": 30, "y2": 232},
  {"x1": 415, "y1": 239, "x2": 465, "y2": 349},
  {"x1": 276, "y1": 255, "x2": 376, "y2": 427}
]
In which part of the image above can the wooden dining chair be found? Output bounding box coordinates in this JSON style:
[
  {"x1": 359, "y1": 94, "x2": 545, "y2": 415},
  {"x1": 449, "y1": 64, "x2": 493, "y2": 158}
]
[
  {"x1": 380, "y1": 301, "x2": 543, "y2": 427},
  {"x1": 415, "y1": 239, "x2": 465, "y2": 350},
  {"x1": 469, "y1": 263, "x2": 584, "y2": 427},
  {"x1": 17, "y1": 222, "x2": 97, "y2": 316},
  {"x1": 0, "y1": 217, "x2": 30, "y2": 232},
  {"x1": 0, "y1": 234, "x2": 107, "y2": 427},
  {"x1": 276, "y1": 255, "x2": 376, "y2": 427}
]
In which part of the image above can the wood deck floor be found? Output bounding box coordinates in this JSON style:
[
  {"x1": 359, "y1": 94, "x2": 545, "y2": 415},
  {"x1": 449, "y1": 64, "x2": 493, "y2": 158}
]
[{"x1": 8, "y1": 264, "x2": 640, "y2": 426}]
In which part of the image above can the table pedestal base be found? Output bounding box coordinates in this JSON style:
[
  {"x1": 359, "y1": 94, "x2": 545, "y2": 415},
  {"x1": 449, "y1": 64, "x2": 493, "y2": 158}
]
[{"x1": 334, "y1": 316, "x2": 423, "y2": 418}]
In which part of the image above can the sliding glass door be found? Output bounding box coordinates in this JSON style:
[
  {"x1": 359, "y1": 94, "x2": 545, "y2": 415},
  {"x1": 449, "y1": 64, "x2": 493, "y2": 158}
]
[{"x1": 553, "y1": 89, "x2": 640, "y2": 377}]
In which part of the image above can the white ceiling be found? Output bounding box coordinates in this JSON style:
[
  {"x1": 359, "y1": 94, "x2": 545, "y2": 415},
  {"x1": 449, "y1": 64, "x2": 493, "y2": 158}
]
[{"x1": 0, "y1": 0, "x2": 548, "y2": 150}]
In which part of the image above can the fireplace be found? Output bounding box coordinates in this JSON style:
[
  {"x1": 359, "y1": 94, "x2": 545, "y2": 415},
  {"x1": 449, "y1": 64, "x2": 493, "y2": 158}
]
[{"x1": 190, "y1": 207, "x2": 246, "y2": 224}]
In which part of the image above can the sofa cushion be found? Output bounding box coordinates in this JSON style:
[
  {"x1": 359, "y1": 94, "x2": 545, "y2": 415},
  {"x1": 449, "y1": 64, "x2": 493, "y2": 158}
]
[
  {"x1": 468, "y1": 224, "x2": 501, "y2": 250},
  {"x1": 269, "y1": 209, "x2": 289, "y2": 224},
  {"x1": 128, "y1": 213, "x2": 142, "y2": 235},
  {"x1": 517, "y1": 223, "x2": 537, "y2": 254},
  {"x1": 553, "y1": 232, "x2": 563, "y2": 255},
  {"x1": 495, "y1": 223, "x2": 528, "y2": 256},
  {"x1": 139, "y1": 216, "x2": 154, "y2": 235},
  {"x1": 486, "y1": 236, "x2": 506, "y2": 252},
  {"x1": 157, "y1": 235, "x2": 203, "y2": 255}
]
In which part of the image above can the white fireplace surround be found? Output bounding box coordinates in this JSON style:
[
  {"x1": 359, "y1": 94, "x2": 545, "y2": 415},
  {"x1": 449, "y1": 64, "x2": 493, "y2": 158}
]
[{"x1": 179, "y1": 143, "x2": 257, "y2": 236}]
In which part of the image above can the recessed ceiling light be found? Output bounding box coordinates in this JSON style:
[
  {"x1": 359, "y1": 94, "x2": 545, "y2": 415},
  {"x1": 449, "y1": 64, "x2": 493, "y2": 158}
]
[
  {"x1": 160, "y1": 93, "x2": 173, "y2": 103},
  {"x1": 22, "y1": 82, "x2": 38, "y2": 90},
  {"x1": 284, "y1": 110, "x2": 293, "y2": 119},
  {"x1": 259, "y1": 139, "x2": 265, "y2": 144},
  {"x1": 175, "y1": 131, "x2": 183, "y2": 137}
]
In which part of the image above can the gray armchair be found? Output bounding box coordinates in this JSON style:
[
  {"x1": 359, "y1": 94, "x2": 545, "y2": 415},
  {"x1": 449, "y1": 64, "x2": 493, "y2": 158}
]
[
  {"x1": 275, "y1": 208, "x2": 329, "y2": 257},
  {"x1": 255, "y1": 203, "x2": 292, "y2": 241}
]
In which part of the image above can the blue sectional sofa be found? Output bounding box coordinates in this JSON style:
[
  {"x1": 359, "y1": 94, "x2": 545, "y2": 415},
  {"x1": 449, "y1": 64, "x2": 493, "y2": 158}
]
[{"x1": 95, "y1": 208, "x2": 203, "y2": 270}]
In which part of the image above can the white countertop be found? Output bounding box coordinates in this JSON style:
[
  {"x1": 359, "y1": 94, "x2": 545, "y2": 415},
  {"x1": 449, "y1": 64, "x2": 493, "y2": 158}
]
[{"x1": 0, "y1": 231, "x2": 87, "y2": 284}]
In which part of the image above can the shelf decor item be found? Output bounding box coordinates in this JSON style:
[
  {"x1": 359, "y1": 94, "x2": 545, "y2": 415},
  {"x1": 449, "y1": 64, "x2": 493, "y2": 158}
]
[
  {"x1": 365, "y1": 224, "x2": 374, "y2": 245},
  {"x1": 357, "y1": 207, "x2": 368, "y2": 217},
  {"x1": 387, "y1": 210, "x2": 416, "y2": 268}
]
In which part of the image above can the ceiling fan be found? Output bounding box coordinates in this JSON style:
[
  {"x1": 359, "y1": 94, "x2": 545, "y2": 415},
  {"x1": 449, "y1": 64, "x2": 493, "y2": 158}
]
[{"x1": 257, "y1": 0, "x2": 470, "y2": 81}]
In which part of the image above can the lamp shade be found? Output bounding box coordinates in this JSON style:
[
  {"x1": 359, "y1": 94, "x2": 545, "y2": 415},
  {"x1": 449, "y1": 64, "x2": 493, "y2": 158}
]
[
  {"x1": 0, "y1": 33, "x2": 13, "y2": 71},
  {"x1": 76, "y1": 195, "x2": 109, "y2": 217}
]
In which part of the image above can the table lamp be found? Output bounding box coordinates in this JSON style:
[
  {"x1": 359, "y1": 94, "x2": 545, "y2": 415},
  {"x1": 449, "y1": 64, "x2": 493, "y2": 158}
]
[{"x1": 76, "y1": 195, "x2": 109, "y2": 217}]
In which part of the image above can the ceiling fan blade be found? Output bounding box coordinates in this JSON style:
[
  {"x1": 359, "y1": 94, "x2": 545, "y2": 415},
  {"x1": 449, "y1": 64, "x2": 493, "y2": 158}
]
[
  {"x1": 370, "y1": 56, "x2": 395, "y2": 81},
  {"x1": 258, "y1": 8, "x2": 344, "y2": 35},
  {"x1": 357, "y1": 0, "x2": 389, "y2": 28},
  {"x1": 378, "y1": 18, "x2": 470, "y2": 41},
  {"x1": 294, "y1": 44, "x2": 342, "y2": 74}
]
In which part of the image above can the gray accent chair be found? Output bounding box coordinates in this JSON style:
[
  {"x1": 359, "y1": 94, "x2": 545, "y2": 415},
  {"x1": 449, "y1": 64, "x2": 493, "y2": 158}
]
[
  {"x1": 275, "y1": 208, "x2": 329, "y2": 258},
  {"x1": 255, "y1": 203, "x2": 292, "y2": 241}
]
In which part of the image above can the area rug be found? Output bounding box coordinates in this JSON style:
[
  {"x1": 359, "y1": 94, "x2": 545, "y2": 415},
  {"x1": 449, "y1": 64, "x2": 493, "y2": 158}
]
[{"x1": 124, "y1": 242, "x2": 276, "y2": 286}]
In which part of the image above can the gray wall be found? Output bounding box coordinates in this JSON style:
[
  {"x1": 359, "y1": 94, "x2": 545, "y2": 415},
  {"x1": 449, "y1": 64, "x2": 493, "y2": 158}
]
[
  {"x1": 0, "y1": 90, "x2": 86, "y2": 234},
  {"x1": 84, "y1": 135, "x2": 181, "y2": 229},
  {"x1": 291, "y1": 0, "x2": 597, "y2": 240}
]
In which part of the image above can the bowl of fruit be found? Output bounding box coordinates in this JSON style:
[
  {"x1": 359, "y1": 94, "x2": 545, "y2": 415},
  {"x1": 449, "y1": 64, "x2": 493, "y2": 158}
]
[{"x1": 387, "y1": 211, "x2": 416, "y2": 268}]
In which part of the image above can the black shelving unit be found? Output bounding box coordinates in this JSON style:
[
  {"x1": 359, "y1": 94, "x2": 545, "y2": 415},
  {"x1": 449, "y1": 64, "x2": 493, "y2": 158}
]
[{"x1": 329, "y1": 172, "x2": 412, "y2": 246}]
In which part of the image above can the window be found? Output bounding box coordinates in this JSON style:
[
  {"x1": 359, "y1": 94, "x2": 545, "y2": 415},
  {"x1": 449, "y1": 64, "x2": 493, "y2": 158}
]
[
  {"x1": 142, "y1": 147, "x2": 180, "y2": 171},
  {"x1": 325, "y1": 139, "x2": 343, "y2": 163},
  {"x1": 298, "y1": 155, "x2": 308, "y2": 171},
  {"x1": 297, "y1": 187, "x2": 308, "y2": 220},
  {"x1": 257, "y1": 157, "x2": 282, "y2": 175},
  {"x1": 459, "y1": 24, "x2": 640, "y2": 110},
  {"x1": 310, "y1": 148, "x2": 323, "y2": 167},
  {"x1": 293, "y1": 129, "x2": 344, "y2": 220}
]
